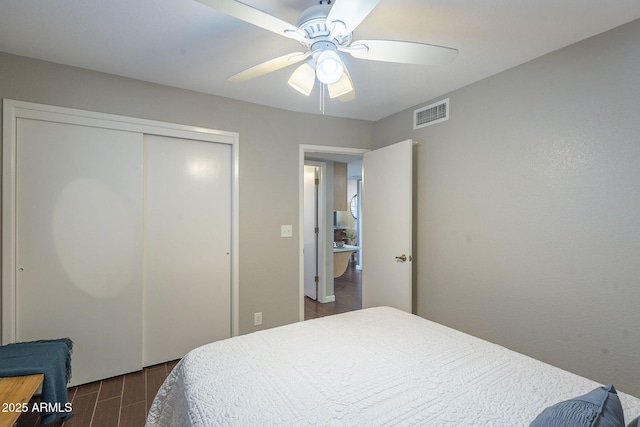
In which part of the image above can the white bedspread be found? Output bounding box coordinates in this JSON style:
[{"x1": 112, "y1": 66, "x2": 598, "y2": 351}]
[{"x1": 146, "y1": 307, "x2": 640, "y2": 426}]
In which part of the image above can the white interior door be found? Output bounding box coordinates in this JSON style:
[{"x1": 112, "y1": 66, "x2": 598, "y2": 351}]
[
  {"x1": 362, "y1": 140, "x2": 413, "y2": 312},
  {"x1": 15, "y1": 118, "x2": 144, "y2": 386},
  {"x1": 143, "y1": 134, "x2": 232, "y2": 366},
  {"x1": 303, "y1": 165, "x2": 318, "y2": 299}
]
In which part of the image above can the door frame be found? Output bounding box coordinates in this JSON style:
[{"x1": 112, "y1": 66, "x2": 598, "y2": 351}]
[
  {"x1": 298, "y1": 145, "x2": 369, "y2": 321},
  {"x1": 2, "y1": 99, "x2": 241, "y2": 340}
]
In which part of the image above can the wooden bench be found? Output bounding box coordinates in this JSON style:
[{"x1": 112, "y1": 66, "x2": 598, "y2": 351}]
[{"x1": 0, "y1": 374, "x2": 44, "y2": 427}]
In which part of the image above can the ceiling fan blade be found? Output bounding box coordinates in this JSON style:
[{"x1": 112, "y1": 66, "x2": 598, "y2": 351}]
[
  {"x1": 349, "y1": 39, "x2": 459, "y2": 65},
  {"x1": 196, "y1": 0, "x2": 306, "y2": 40},
  {"x1": 328, "y1": 65, "x2": 354, "y2": 99},
  {"x1": 228, "y1": 51, "x2": 309, "y2": 82},
  {"x1": 326, "y1": 0, "x2": 381, "y2": 37}
]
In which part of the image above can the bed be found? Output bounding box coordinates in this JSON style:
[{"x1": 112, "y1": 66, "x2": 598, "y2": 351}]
[{"x1": 146, "y1": 307, "x2": 640, "y2": 426}]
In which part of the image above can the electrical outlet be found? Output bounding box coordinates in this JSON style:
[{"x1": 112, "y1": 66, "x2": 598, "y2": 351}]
[
  {"x1": 254, "y1": 312, "x2": 263, "y2": 326},
  {"x1": 281, "y1": 225, "x2": 293, "y2": 238}
]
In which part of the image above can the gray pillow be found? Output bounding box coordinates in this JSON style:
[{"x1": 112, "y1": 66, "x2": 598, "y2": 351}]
[
  {"x1": 530, "y1": 384, "x2": 624, "y2": 427},
  {"x1": 627, "y1": 416, "x2": 639, "y2": 427}
]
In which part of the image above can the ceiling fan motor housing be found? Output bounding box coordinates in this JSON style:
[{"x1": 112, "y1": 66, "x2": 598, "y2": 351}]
[{"x1": 296, "y1": 4, "x2": 352, "y2": 49}]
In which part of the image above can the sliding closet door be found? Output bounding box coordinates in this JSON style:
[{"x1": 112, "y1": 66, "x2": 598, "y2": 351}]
[
  {"x1": 143, "y1": 134, "x2": 231, "y2": 366},
  {"x1": 15, "y1": 118, "x2": 143, "y2": 386}
]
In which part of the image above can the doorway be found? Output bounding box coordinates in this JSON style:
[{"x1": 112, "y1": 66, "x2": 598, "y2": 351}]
[{"x1": 298, "y1": 145, "x2": 368, "y2": 321}]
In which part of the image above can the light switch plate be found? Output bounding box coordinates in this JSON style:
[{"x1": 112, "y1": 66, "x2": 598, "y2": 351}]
[{"x1": 281, "y1": 225, "x2": 293, "y2": 238}]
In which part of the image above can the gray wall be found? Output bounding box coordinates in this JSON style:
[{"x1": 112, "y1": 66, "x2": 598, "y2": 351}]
[
  {"x1": 0, "y1": 52, "x2": 374, "y2": 335},
  {"x1": 374, "y1": 19, "x2": 640, "y2": 396}
]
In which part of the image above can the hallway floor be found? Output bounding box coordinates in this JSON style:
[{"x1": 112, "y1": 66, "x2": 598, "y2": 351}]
[{"x1": 304, "y1": 263, "x2": 361, "y2": 320}]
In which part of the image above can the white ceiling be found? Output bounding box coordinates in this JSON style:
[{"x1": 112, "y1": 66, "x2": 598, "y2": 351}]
[{"x1": 2, "y1": 0, "x2": 640, "y2": 121}]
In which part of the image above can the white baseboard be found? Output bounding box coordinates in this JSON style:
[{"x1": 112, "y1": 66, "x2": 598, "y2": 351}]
[{"x1": 321, "y1": 295, "x2": 336, "y2": 303}]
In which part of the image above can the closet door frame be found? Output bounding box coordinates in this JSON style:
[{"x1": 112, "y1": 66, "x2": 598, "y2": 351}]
[{"x1": 2, "y1": 99, "x2": 240, "y2": 343}]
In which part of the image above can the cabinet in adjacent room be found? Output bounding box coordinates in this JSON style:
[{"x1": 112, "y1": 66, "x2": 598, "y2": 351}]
[{"x1": 333, "y1": 161, "x2": 347, "y2": 211}]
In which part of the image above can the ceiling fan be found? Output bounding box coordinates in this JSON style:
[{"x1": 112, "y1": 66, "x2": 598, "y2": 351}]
[{"x1": 196, "y1": 0, "x2": 458, "y2": 102}]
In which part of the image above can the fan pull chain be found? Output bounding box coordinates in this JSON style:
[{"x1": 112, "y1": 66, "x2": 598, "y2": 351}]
[{"x1": 320, "y1": 83, "x2": 325, "y2": 115}]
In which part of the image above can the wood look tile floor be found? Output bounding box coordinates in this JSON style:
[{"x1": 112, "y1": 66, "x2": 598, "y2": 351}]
[
  {"x1": 16, "y1": 360, "x2": 179, "y2": 427},
  {"x1": 305, "y1": 263, "x2": 362, "y2": 320},
  {"x1": 15, "y1": 264, "x2": 360, "y2": 427}
]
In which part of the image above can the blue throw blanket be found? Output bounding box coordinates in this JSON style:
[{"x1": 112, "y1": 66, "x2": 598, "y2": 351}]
[{"x1": 0, "y1": 338, "x2": 74, "y2": 424}]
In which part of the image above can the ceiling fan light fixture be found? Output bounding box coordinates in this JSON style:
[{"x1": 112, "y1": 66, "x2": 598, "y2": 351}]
[
  {"x1": 328, "y1": 66, "x2": 354, "y2": 99},
  {"x1": 288, "y1": 62, "x2": 316, "y2": 96},
  {"x1": 315, "y1": 49, "x2": 344, "y2": 85}
]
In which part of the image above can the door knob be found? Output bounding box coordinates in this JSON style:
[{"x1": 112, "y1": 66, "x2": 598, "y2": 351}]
[{"x1": 395, "y1": 254, "x2": 409, "y2": 262}]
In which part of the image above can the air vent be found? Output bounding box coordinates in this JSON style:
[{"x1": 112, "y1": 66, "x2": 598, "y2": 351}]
[{"x1": 413, "y1": 98, "x2": 449, "y2": 130}]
